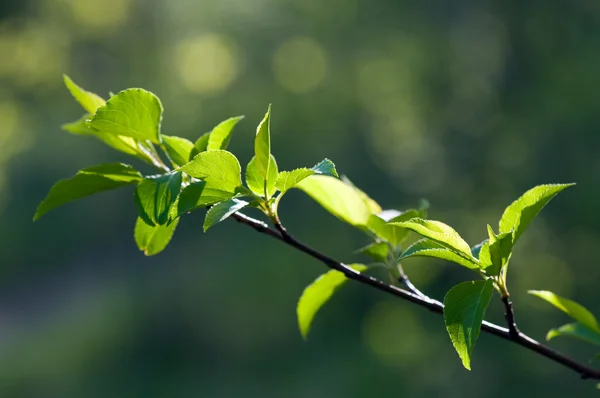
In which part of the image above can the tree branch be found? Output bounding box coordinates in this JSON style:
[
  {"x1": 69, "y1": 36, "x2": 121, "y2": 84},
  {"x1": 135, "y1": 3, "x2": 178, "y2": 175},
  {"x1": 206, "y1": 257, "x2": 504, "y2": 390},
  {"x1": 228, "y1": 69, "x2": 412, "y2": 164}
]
[{"x1": 231, "y1": 211, "x2": 600, "y2": 381}]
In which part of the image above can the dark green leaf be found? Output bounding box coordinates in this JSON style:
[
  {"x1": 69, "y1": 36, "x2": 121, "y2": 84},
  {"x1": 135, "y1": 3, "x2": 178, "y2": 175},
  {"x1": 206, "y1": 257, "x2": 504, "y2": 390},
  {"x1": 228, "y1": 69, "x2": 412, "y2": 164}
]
[
  {"x1": 207, "y1": 116, "x2": 244, "y2": 151},
  {"x1": 401, "y1": 239, "x2": 479, "y2": 270},
  {"x1": 311, "y1": 158, "x2": 338, "y2": 178},
  {"x1": 297, "y1": 264, "x2": 368, "y2": 339},
  {"x1": 162, "y1": 135, "x2": 194, "y2": 167},
  {"x1": 444, "y1": 279, "x2": 494, "y2": 370},
  {"x1": 177, "y1": 180, "x2": 237, "y2": 216},
  {"x1": 390, "y1": 218, "x2": 475, "y2": 261},
  {"x1": 63, "y1": 75, "x2": 105, "y2": 114},
  {"x1": 356, "y1": 242, "x2": 388, "y2": 263},
  {"x1": 178, "y1": 150, "x2": 242, "y2": 191},
  {"x1": 246, "y1": 155, "x2": 279, "y2": 198},
  {"x1": 34, "y1": 163, "x2": 142, "y2": 220},
  {"x1": 296, "y1": 175, "x2": 371, "y2": 227},
  {"x1": 89, "y1": 88, "x2": 163, "y2": 144},
  {"x1": 134, "y1": 172, "x2": 182, "y2": 226},
  {"x1": 134, "y1": 217, "x2": 179, "y2": 256},
  {"x1": 546, "y1": 323, "x2": 600, "y2": 346},
  {"x1": 203, "y1": 198, "x2": 249, "y2": 231},
  {"x1": 499, "y1": 184, "x2": 575, "y2": 245},
  {"x1": 528, "y1": 290, "x2": 600, "y2": 333}
]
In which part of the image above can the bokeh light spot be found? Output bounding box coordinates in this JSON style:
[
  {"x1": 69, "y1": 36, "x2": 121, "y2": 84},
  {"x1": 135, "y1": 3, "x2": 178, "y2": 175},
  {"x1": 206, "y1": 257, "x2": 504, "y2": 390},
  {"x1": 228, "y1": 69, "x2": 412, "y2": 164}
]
[
  {"x1": 175, "y1": 34, "x2": 239, "y2": 96},
  {"x1": 62, "y1": 0, "x2": 132, "y2": 31},
  {"x1": 272, "y1": 36, "x2": 328, "y2": 94}
]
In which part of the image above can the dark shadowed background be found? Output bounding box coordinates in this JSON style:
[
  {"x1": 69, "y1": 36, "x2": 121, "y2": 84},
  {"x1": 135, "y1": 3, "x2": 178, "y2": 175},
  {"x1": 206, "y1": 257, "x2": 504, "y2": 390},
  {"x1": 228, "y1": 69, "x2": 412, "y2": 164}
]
[{"x1": 1, "y1": 0, "x2": 600, "y2": 396}]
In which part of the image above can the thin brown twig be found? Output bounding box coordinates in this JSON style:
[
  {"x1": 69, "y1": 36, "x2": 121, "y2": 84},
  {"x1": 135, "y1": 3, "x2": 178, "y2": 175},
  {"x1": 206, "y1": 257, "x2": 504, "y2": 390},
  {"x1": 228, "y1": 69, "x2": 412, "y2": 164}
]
[{"x1": 231, "y1": 211, "x2": 600, "y2": 381}]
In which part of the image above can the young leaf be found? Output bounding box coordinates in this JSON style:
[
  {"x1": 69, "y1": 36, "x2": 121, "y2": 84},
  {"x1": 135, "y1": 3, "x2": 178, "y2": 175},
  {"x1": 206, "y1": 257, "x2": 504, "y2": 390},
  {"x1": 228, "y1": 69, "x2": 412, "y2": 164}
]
[
  {"x1": 276, "y1": 168, "x2": 315, "y2": 193},
  {"x1": 177, "y1": 180, "x2": 237, "y2": 216},
  {"x1": 297, "y1": 264, "x2": 368, "y2": 339},
  {"x1": 471, "y1": 240, "x2": 492, "y2": 269},
  {"x1": 390, "y1": 218, "x2": 475, "y2": 261},
  {"x1": 190, "y1": 132, "x2": 210, "y2": 159},
  {"x1": 401, "y1": 239, "x2": 479, "y2": 270},
  {"x1": 34, "y1": 163, "x2": 142, "y2": 220},
  {"x1": 88, "y1": 88, "x2": 164, "y2": 144},
  {"x1": 528, "y1": 290, "x2": 600, "y2": 333},
  {"x1": 134, "y1": 172, "x2": 182, "y2": 226},
  {"x1": 179, "y1": 150, "x2": 242, "y2": 190},
  {"x1": 207, "y1": 116, "x2": 244, "y2": 151},
  {"x1": 245, "y1": 155, "x2": 279, "y2": 198},
  {"x1": 311, "y1": 158, "x2": 338, "y2": 178},
  {"x1": 162, "y1": 135, "x2": 194, "y2": 167},
  {"x1": 203, "y1": 198, "x2": 249, "y2": 231},
  {"x1": 134, "y1": 217, "x2": 180, "y2": 256},
  {"x1": 295, "y1": 175, "x2": 371, "y2": 227},
  {"x1": 254, "y1": 105, "x2": 272, "y2": 181},
  {"x1": 546, "y1": 323, "x2": 600, "y2": 346},
  {"x1": 485, "y1": 230, "x2": 513, "y2": 276},
  {"x1": 444, "y1": 279, "x2": 494, "y2": 370},
  {"x1": 356, "y1": 242, "x2": 388, "y2": 263},
  {"x1": 63, "y1": 75, "x2": 105, "y2": 114},
  {"x1": 498, "y1": 184, "x2": 575, "y2": 245},
  {"x1": 368, "y1": 209, "x2": 420, "y2": 246}
]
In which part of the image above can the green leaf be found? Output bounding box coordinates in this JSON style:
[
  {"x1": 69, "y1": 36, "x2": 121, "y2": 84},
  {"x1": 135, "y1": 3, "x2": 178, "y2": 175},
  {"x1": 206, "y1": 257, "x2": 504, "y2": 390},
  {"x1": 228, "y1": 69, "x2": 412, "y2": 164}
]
[
  {"x1": 134, "y1": 217, "x2": 179, "y2": 256},
  {"x1": 401, "y1": 239, "x2": 479, "y2": 270},
  {"x1": 203, "y1": 198, "x2": 249, "y2": 231},
  {"x1": 341, "y1": 175, "x2": 382, "y2": 215},
  {"x1": 246, "y1": 155, "x2": 279, "y2": 198},
  {"x1": 297, "y1": 264, "x2": 368, "y2": 339},
  {"x1": 34, "y1": 163, "x2": 141, "y2": 220},
  {"x1": 485, "y1": 229, "x2": 513, "y2": 276},
  {"x1": 177, "y1": 180, "x2": 237, "y2": 216},
  {"x1": 190, "y1": 132, "x2": 210, "y2": 160},
  {"x1": 390, "y1": 218, "x2": 475, "y2": 261},
  {"x1": 546, "y1": 323, "x2": 600, "y2": 346},
  {"x1": 179, "y1": 150, "x2": 242, "y2": 191},
  {"x1": 134, "y1": 172, "x2": 182, "y2": 226},
  {"x1": 88, "y1": 88, "x2": 163, "y2": 144},
  {"x1": 254, "y1": 105, "x2": 272, "y2": 181},
  {"x1": 311, "y1": 158, "x2": 338, "y2": 178},
  {"x1": 275, "y1": 168, "x2": 314, "y2": 193},
  {"x1": 63, "y1": 75, "x2": 105, "y2": 114},
  {"x1": 296, "y1": 175, "x2": 371, "y2": 227},
  {"x1": 207, "y1": 116, "x2": 244, "y2": 151},
  {"x1": 368, "y1": 209, "x2": 420, "y2": 246},
  {"x1": 472, "y1": 240, "x2": 492, "y2": 269},
  {"x1": 528, "y1": 290, "x2": 600, "y2": 333},
  {"x1": 444, "y1": 280, "x2": 494, "y2": 370},
  {"x1": 498, "y1": 184, "x2": 575, "y2": 245},
  {"x1": 162, "y1": 135, "x2": 194, "y2": 167},
  {"x1": 356, "y1": 242, "x2": 388, "y2": 263}
]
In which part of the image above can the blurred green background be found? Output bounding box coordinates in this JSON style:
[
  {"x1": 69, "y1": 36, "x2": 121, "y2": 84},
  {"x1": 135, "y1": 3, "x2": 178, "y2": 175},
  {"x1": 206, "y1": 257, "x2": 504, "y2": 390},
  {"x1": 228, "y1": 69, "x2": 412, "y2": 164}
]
[{"x1": 1, "y1": 0, "x2": 600, "y2": 396}]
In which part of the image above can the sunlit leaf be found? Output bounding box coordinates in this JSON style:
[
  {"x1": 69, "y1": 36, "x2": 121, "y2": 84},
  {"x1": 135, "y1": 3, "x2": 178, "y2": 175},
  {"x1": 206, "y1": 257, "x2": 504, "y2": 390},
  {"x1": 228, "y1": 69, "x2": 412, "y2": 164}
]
[
  {"x1": 63, "y1": 74, "x2": 105, "y2": 114},
  {"x1": 254, "y1": 105, "x2": 272, "y2": 184},
  {"x1": 390, "y1": 218, "x2": 475, "y2": 261},
  {"x1": 296, "y1": 175, "x2": 371, "y2": 227},
  {"x1": 485, "y1": 228, "x2": 513, "y2": 276},
  {"x1": 276, "y1": 168, "x2": 314, "y2": 193},
  {"x1": 134, "y1": 217, "x2": 179, "y2": 256},
  {"x1": 246, "y1": 155, "x2": 278, "y2": 197},
  {"x1": 341, "y1": 175, "x2": 382, "y2": 214},
  {"x1": 203, "y1": 198, "x2": 250, "y2": 231},
  {"x1": 177, "y1": 180, "x2": 237, "y2": 216},
  {"x1": 401, "y1": 239, "x2": 479, "y2": 270},
  {"x1": 34, "y1": 163, "x2": 141, "y2": 220},
  {"x1": 207, "y1": 116, "x2": 244, "y2": 151},
  {"x1": 190, "y1": 132, "x2": 210, "y2": 159},
  {"x1": 546, "y1": 323, "x2": 600, "y2": 346},
  {"x1": 444, "y1": 280, "x2": 494, "y2": 370},
  {"x1": 528, "y1": 290, "x2": 600, "y2": 333},
  {"x1": 356, "y1": 242, "x2": 389, "y2": 263},
  {"x1": 297, "y1": 264, "x2": 368, "y2": 339},
  {"x1": 499, "y1": 184, "x2": 575, "y2": 245},
  {"x1": 134, "y1": 172, "x2": 182, "y2": 226},
  {"x1": 179, "y1": 150, "x2": 242, "y2": 191},
  {"x1": 89, "y1": 88, "x2": 163, "y2": 144},
  {"x1": 162, "y1": 135, "x2": 194, "y2": 167}
]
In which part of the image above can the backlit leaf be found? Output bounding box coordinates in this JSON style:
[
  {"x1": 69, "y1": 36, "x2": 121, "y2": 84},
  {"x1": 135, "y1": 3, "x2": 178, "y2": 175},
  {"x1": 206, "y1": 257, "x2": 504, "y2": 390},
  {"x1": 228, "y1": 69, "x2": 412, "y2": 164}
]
[
  {"x1": 401, "y1": 239, "x2": 479, "y2": 270},
  {"x1": 162, "y1": 135, "x2": 194, "y2": 167},
  {"x1": 63, "y1": 75, "x2": 105, "y2": 114},
  {"x1": 134, "y1": 217, "x2": 179, "y2": 256},
  {"x1": 246, "y1": 155, "x2": 278, "y2": 198},
  {"x1": 528, "y1": 290, "x2": 600, "y2": 333},
  {"x1": 203, "y1": 198, "x2": 250, "y2": 231},
  {"x1": 207, "y1": 116, "x2": 244, "y2": 151},
  {"x1": 179, "y1": 150, "x2": 242, "y2": 190},
  {"x1": 177, "y1": 180, "x2": 237, "y2": 216},
  {"x1": 134, "y1": 172, "x2": 182, "y2": 226},
  {"x1": 546, "y1": 323, "x2": 600, "y2": 346}
]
